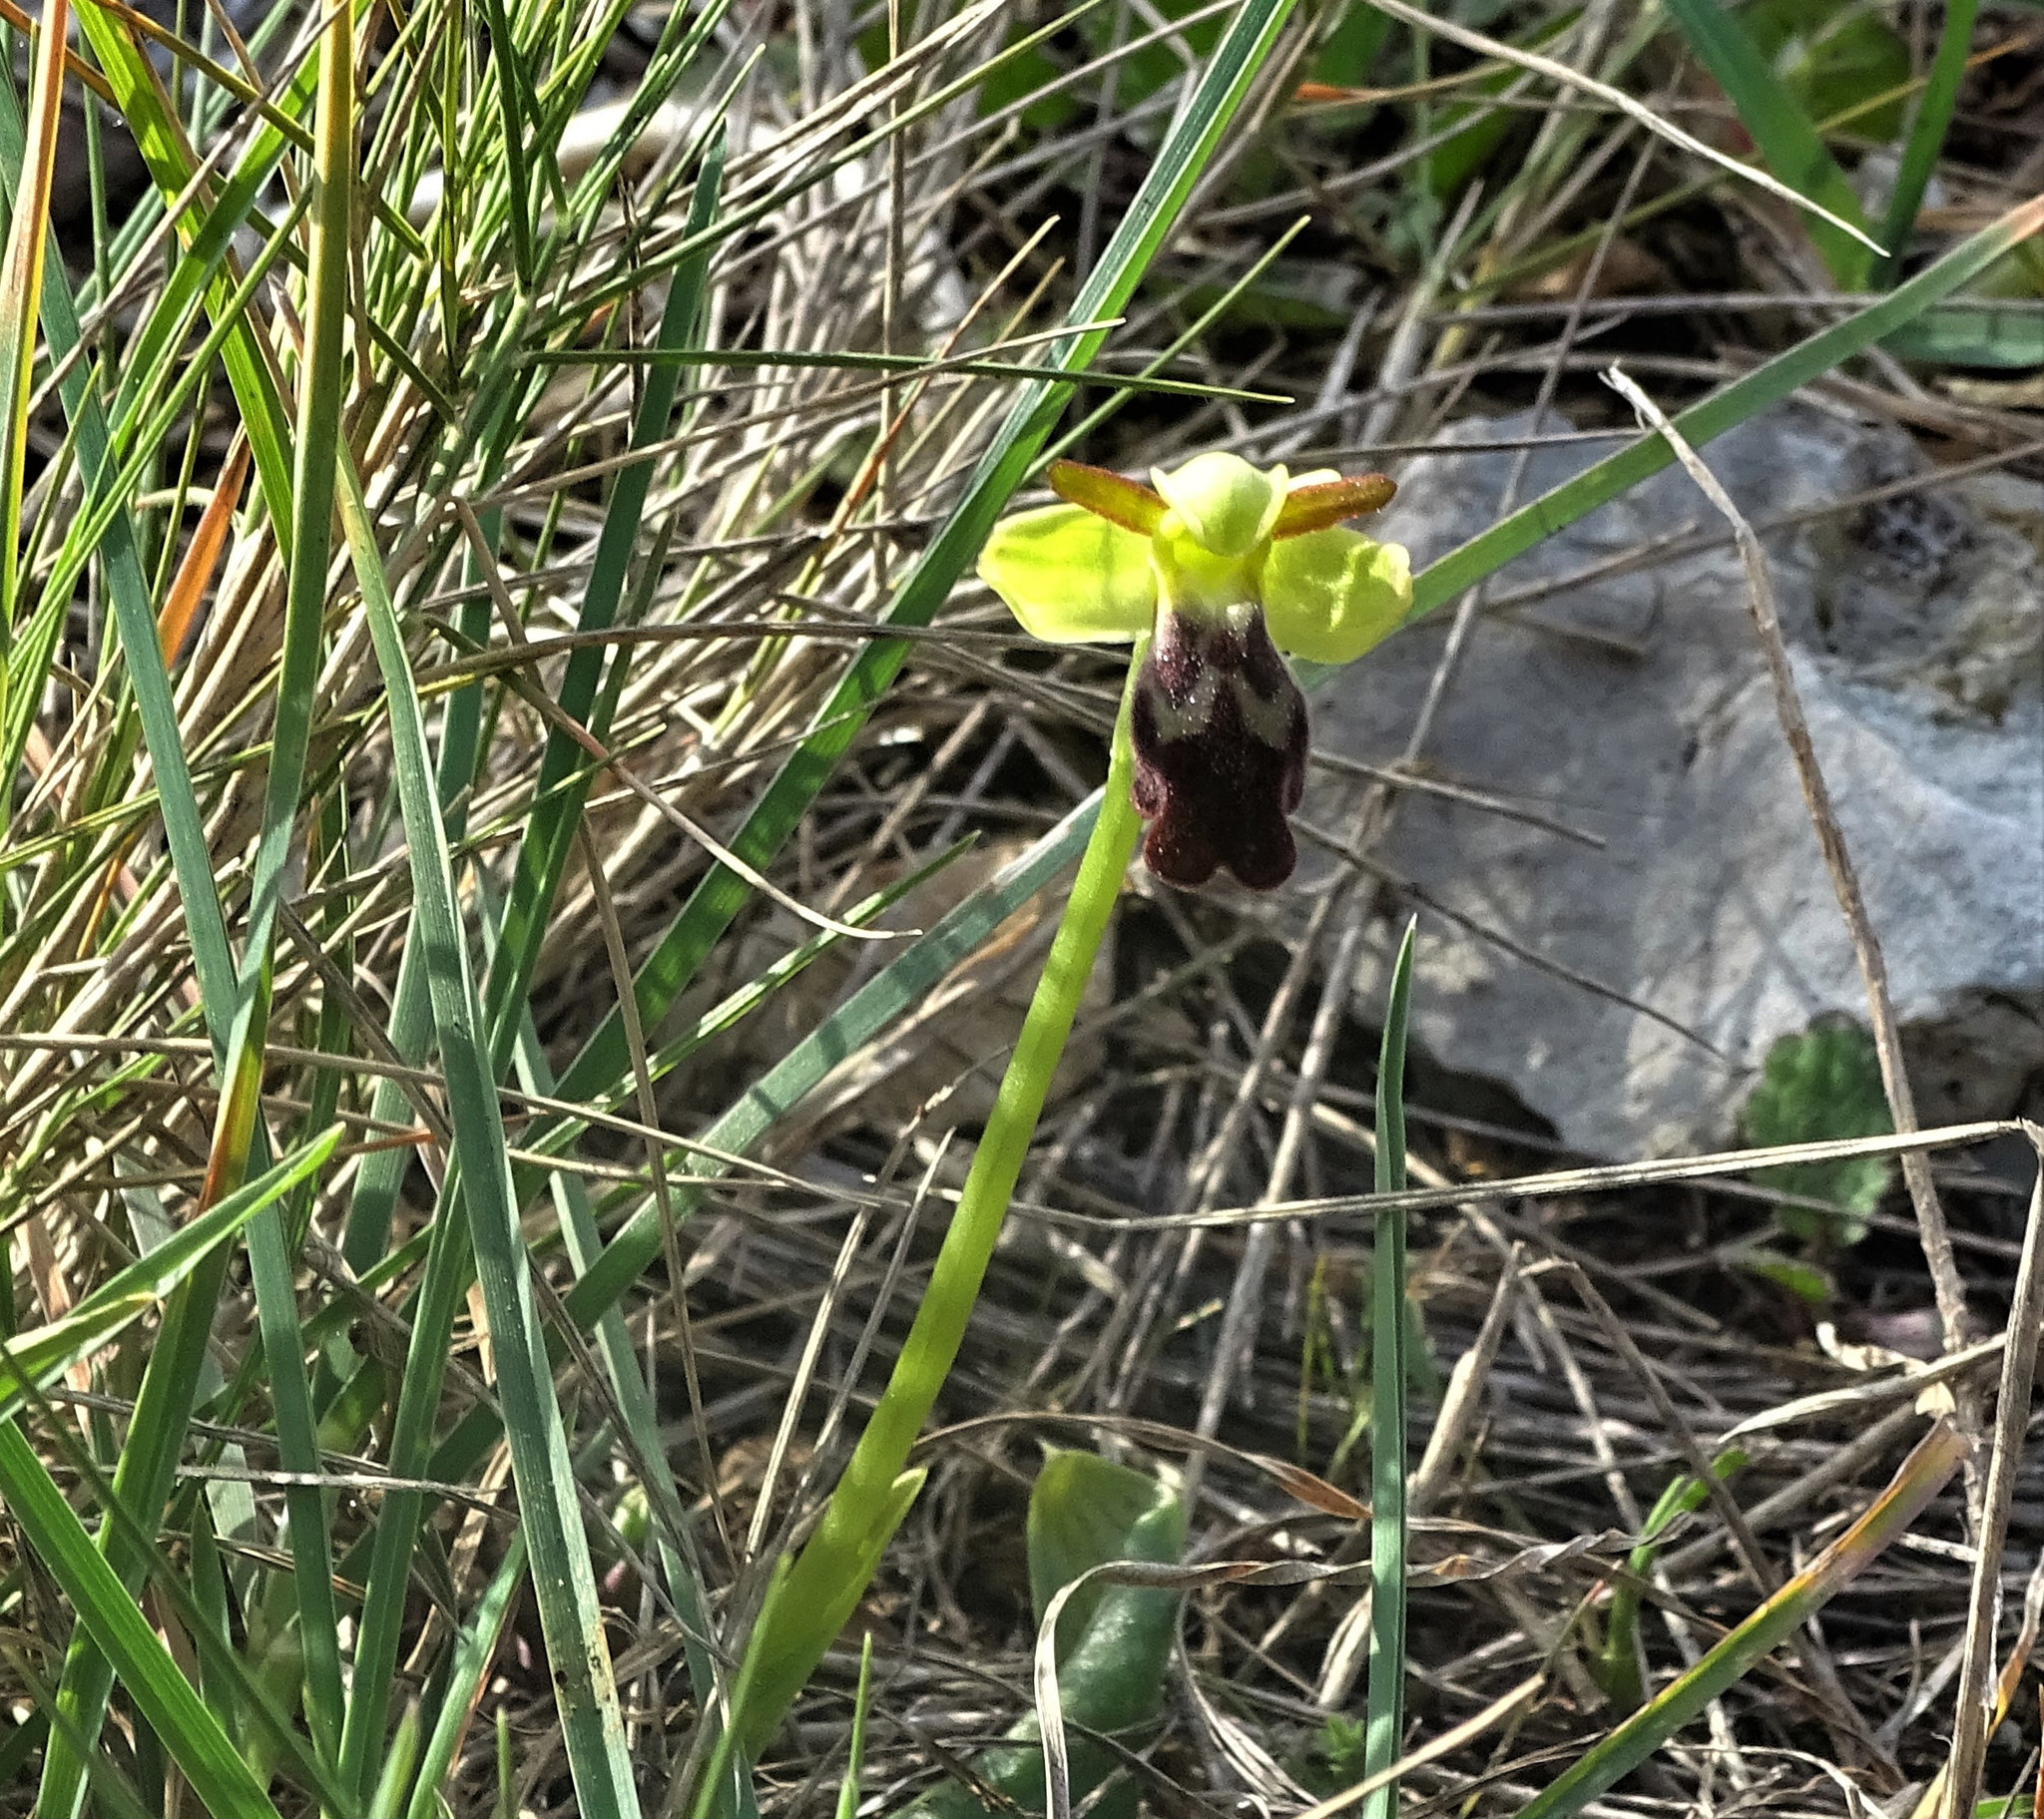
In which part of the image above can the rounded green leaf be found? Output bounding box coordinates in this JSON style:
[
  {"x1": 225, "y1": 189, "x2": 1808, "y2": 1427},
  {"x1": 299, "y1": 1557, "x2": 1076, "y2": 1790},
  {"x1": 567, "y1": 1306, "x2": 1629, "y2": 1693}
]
[
  {"x1": 1026, "y1": 1451, "x2": 1183, "y2": 1651},
  {"x1": 1263, "y1": 527, "x2": 1412, "y2": 663},
  {"x1": 977, "y1": 504, "x2": 1156, "y2": 643},
  {"x1": 1151, "y1": 451, "x2": 1285, "y2": 559}
]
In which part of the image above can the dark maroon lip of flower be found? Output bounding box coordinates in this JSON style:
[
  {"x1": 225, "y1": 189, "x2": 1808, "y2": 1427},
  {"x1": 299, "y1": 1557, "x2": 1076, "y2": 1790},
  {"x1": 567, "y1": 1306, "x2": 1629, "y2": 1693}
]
[{"x1": 1130, "y1": 607, "x2": 1308, "y2": 892}]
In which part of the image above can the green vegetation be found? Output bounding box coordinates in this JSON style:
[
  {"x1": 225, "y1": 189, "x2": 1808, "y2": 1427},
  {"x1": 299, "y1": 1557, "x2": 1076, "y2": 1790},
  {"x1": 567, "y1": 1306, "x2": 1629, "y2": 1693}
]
[
  {"x1": 1743, "y1": 1021, "x2": 1895, "y2": 1246},
  {"x1": 0, "y1": 0, "x2": 2026, "y2": 1814}
]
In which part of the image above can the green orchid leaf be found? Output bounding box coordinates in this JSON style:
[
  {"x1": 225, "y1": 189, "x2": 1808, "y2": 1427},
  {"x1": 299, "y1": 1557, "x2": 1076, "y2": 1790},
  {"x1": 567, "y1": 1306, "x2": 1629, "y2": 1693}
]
[
  {"x1": 914, "y1": 1454, "x2": 1186, "y2": 1819},
  {"x1": 1026, "y1": 1452, "x2": 1179, "y2": 1651}
]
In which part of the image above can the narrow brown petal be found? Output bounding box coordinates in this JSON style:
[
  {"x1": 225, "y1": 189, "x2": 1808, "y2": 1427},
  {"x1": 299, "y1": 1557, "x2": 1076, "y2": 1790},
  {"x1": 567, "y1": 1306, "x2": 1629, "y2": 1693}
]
[
  {"x1": 1270, "y1": 473, "x2": 1396, "y2": 539},
  {"x1": 1046, "y1": 459, "x2": 1169, "y2": 536}
]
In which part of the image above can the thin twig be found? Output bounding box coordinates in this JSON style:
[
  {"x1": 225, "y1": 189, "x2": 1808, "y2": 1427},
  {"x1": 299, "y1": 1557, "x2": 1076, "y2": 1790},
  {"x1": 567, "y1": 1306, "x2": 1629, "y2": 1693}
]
[
  {"x1": 1942, "y1": 1127, "x2": 2044, "y2": 1816},
  {"x1": 1601, "y1": 367, "x2": 1973, "y2": 1363}
]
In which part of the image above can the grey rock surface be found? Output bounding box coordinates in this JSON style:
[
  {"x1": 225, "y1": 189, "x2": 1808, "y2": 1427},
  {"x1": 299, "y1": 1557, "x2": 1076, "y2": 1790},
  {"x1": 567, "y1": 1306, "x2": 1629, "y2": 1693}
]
[{"x1": 1309, "y1": 403, "x2": 2044, "y2": 1158}]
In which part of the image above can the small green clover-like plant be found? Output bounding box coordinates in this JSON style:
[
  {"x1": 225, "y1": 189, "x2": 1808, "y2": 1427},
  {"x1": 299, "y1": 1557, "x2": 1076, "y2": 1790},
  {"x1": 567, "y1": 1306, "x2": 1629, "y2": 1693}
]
[
  {"x1": 1313, "y1": 1713, "x2": 1371, "y2": 1789},
  {"x1": 1741, "y1": 1020, "x2": 1893, "y2": 1247},
  {"x1": 979, "y1": 451, "x2": 1411, "y2": 889}
]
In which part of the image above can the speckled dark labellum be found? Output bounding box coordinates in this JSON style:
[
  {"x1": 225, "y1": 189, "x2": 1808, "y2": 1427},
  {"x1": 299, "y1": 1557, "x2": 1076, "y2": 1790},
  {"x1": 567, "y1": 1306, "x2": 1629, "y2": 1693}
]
[{"x1": 1131, "y1": 605, "x2": 1309, "y2": 890}]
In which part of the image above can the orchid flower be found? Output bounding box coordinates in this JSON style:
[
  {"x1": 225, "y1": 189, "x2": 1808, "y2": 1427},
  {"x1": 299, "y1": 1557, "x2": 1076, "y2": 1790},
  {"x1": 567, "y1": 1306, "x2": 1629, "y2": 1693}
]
[{"x1": 978, "y1": 451, "x2": 1410, "y2": 889}]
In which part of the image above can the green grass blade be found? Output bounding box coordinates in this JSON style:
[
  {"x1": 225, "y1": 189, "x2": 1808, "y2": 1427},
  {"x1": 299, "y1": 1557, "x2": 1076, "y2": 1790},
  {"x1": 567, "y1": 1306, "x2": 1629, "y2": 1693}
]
[
  {"x1": 1876, "y1": 0, "x2": 1978, "y2": 280},
  {"x1": 0, "y1": 1423, "x2": 290, "y2": 1819},
  {"x1": 337, "y1": 1174, "x2": 477, "y2": 1796},
  {"x1": 1406, "y1": 193, "x2": 2044, "y2": 620},
  {"x1": 402, "y1": 1534, "x2": 529, "y2": 1819},
  {"x1": 24, "y1": 5, "x2": 352, "y2": 1796},
  {"x1": 481, "y1": 129, "x2": 725, "y2": 1077},
  {"x1": 231, "y1": 0, "x2": 349, "y2": 1018},
  {"x1": 0, "y1": 1129, "x2": 340, "y2": 1424},
  {"x1": 21, "y1": 191, "x2": 311, "y2": 714},
  {"x1": 1361, "y1": 919, "x2": 1416, "y2": 1819},
  {"x1": 837, "y1": 1636, "x2": 874, "y2": 1819},
  {"x1": 476, "y1": 0, "x2": 537, "y2": 285},
  {"x1": 338, "y1": 452, "x2": 642, "y2": 1819},
  {"x1": 1660, "y1": 0, "x2": 1871, "y2": 285},
  {"x1": 35, "y1": 1283, "x2": 233, "y2": 1816},
  {"x1": 555, "y1": 0, "x2": 1304, "y2": 1111},
  {"x1": 0, "y1": 0, "x2": 67, "y2": 653},
  {"x1": 1594, "y1": 1447, "x2": 1747, "y2": 1712},
  {"x1": 209, "y1": 2, "x2": 355, "y2": 1774},
  {"x1": 505, "y1": 1001, "x2": 750, "y2": 1819},
  {"x1": 368, "y1": 1703, "x2": 423, "y2": 1819},
  {"x1": 1517, "y1": 1420, "x2": 1968, "y2": 1816},
  {"x1": 241, "y1": 1202, "x2": 345, "y2": 1761},
  {"x1": 72, "y1": 0, "x2": 297, "y2": 547},
  {"x1": 333, "y1": 124, "x2": 728, "y2": 1802},
  {"x1": 338, "y1": 560, "x2": 494, "y2": 1273},
  {"x1": 1882, "y1": 300, "x2": 2044, "y2": 367}
]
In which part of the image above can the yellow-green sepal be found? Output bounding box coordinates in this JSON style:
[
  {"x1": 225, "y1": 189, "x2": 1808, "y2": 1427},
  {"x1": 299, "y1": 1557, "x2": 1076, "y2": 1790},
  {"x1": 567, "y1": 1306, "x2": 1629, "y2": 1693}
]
[
  {"x1": 976, "y1": 503, "x2": 1157, "y2": 644},
  {"x1": 1263, "y1": 527, "x2": 1413, "y2": 664}
]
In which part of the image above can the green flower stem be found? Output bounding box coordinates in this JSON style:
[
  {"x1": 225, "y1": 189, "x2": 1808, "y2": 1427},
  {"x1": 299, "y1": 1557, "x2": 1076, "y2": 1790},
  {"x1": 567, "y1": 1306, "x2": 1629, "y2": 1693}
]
[{"x1": 724, "y1": 642, "x2": 1151, "y2": 1760}]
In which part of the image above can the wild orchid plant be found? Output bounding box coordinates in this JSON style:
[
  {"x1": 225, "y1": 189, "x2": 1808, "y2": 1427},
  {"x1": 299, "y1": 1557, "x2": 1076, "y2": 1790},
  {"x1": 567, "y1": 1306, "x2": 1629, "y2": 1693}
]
[
  {"x1": 979, "y1": 450, "x2": 1411, "y2": 887},
  {"x1": 720, "y1": 452, "x2": 1410, "y2": 1756}
]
